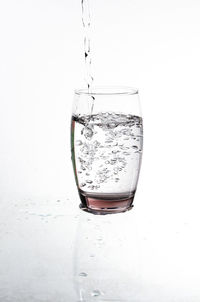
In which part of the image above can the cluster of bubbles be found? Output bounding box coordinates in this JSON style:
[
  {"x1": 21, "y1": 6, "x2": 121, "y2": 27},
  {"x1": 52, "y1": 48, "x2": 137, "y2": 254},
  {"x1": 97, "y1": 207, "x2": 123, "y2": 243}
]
[{"x1": 74, "y1": 112, "x2": 143, "y2": 191}]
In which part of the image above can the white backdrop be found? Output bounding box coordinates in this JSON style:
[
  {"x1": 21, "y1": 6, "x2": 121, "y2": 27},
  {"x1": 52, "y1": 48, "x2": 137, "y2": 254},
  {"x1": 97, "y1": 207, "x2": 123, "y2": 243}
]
[{"x1": 0, "y1": 0, "x2": 200, "y2": 300}]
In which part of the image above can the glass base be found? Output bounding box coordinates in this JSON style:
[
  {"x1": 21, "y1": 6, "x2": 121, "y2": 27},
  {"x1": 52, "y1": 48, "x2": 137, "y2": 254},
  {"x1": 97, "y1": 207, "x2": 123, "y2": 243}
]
[{"x1": 79, "y1": 190, "x2": 135, "y2": 215}]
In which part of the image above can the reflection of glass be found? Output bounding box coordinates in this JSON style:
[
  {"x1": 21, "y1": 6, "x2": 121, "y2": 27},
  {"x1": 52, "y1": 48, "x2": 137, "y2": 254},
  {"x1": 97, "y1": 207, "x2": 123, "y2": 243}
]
[
  {"x1": 73, "y1": 211, "x2": 141, "y2": 302},
  {"x1": 71, "y1": 87, "x2": 143, "y2": 214}
]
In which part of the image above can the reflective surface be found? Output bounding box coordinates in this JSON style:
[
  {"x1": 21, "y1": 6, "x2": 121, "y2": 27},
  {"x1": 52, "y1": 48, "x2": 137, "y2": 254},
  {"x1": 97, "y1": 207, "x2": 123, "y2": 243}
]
[
  {"x1": 0, "y1": 197, "x2": 77, "y2": 302},
  {"x1": 1, "y1": 194, "x2": 200, "y2": 301}
]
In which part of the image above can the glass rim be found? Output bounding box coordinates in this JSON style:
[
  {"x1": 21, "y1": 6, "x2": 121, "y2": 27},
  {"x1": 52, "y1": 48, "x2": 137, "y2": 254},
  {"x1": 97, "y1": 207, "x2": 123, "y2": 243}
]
[{"x1": 75, "y1": 86, "x2": 139, "y2": 96}]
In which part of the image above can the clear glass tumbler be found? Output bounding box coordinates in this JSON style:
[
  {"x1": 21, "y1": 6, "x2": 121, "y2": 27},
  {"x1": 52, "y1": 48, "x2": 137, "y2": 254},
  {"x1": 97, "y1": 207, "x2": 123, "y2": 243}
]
[{"x1": 71, "y1": 86, "x2": 143, "y2": 214}]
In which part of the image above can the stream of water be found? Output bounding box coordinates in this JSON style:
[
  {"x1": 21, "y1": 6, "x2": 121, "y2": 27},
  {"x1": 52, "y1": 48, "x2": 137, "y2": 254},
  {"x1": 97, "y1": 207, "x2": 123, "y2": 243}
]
[{"x1": 81, "y1": 0, "x2": 95, "y2": 114}]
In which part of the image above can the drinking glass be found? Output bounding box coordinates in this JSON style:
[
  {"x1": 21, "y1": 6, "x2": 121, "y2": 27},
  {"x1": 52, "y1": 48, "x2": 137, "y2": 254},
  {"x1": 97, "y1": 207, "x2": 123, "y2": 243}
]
[{"x1": 71, "y1": 86, "x2": 143, "y2": 214}]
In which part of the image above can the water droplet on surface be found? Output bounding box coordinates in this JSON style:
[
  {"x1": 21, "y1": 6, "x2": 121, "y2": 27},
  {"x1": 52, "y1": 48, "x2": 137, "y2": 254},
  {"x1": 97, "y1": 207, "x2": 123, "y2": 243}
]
[
  {"x1": 91, "y1": 289, "x2": 102, "y2": 297},
  {"x1": 79, "y1": 272, "x2": 88, "y2": 277},
  {"x1": 86, "y1": 180, "x2": 93, "y2": 184},
  {"x1": 132, "y1": 145, "x2": 138, "y2": 150}
]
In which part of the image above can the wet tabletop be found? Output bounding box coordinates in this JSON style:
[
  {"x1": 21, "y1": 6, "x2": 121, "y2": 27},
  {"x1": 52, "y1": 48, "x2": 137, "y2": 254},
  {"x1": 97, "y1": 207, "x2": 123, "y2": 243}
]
[
  {"x1": 0, "y1": 198, "x2": 78, "y2": 302},
  {"x1": 0, "y1": 194, "x2": 200, "y2": 302}
]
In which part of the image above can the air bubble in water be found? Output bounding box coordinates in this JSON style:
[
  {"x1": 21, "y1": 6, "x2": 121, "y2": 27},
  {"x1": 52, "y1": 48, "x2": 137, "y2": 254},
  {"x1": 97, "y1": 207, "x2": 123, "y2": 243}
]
[
  {"x1": 83, "y1": 126, "x2": 94, "y2": 140},
  {"x1": 123, "y1": 152, "x2": 130, "y2": 155},
  {"x1": 89, "y1": 185, "x2": 95, "y2": 190},
  {"x1": 73, "y1": 112, "x2": 143, "y2": 192},
  {"x1": 108, "y1": 123, "x2": 117, "y2": 129},
  {"x1": 112, "y1": 150, "x2": 119, "y2": 154},
  {"x1": 76, "y1": 140, "x2": 83, "y2": 146},
  {"x1": 110, "y1": 159, "x2": 117, "y2": 165}
]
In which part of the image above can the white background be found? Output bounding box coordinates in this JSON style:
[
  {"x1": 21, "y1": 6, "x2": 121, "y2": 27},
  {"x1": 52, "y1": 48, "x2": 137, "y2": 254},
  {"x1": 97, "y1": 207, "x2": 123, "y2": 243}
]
[{"x1": 0, "y1": 0, "x2": 200, "y2": 301}]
